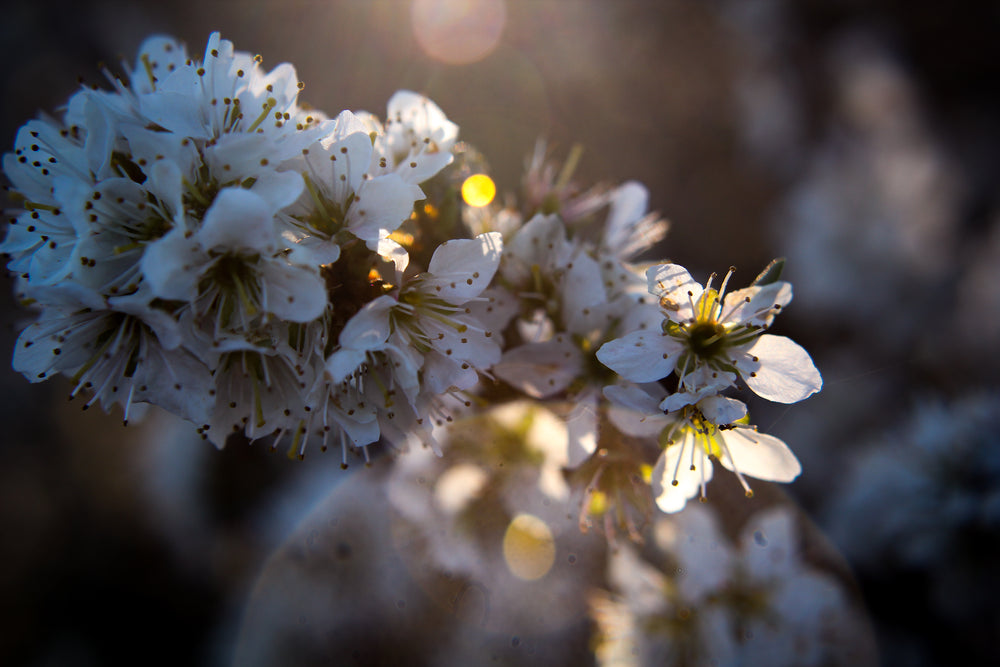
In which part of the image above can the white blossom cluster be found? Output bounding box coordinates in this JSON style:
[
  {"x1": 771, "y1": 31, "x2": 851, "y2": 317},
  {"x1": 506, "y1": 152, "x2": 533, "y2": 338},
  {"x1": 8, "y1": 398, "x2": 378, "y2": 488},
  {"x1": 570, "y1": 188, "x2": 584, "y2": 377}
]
[
  {"x1": 589, "y1": 505, "x2": 856, "y2": 667},
  {"x1": 2, "y1": 32, "x2": 502, "y2": 463},
  {"x1": 3, "y1": 32, "x2": 820, "y2": 519},
  {"x1": 459, "y1": 142, "x2": 822, "y2": 522}
]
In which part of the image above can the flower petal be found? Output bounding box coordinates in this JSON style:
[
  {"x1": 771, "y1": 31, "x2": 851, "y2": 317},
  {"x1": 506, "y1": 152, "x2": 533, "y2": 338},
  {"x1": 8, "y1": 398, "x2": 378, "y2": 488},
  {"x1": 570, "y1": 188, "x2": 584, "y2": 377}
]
[
  {"x1": 493, "y1": 336, "x2": 582, "y2": 398},
  {"x1": 348, "y1": 173, "x2": 422, "y2": 243},
  {"x1": 723, "y1": 281, "x2": 792, "y2": 328},
  {"x1": 566, "y1": 388, "x2": 599, "y2": 468},
  {"x1": 736, "y1": 334, "x2": 822, "y2": 403},
  {"x1": 425, "y1": 232, "x2": 503, "y2": 303},
  {"x1": 140, "y1": 229, "x2": 203, "y2": 301},
  {"x1": 651, "y1": 434, "x2": 713, "y2": 513},
  {"x1": 596, "y1": 329, "x2": 682, "y2": 383},
  {"x1": 197, "y1": 188, "x2": 277, "y2": 254},
  {"x1": 645, "y1": 263, "x2": 700, "y2": 322},
  {"x1": 698, "y1": 395, "x2": 748, "y2": 424},
  {"x1": 718, "y1": 427, "x2": 801, "y2": 483},
  {"x1": 260, "y1": 261, "x2": 327, "y2": 322},
  {"x1": 605, "y1": 384, "x2": 670, "y2": 439}
]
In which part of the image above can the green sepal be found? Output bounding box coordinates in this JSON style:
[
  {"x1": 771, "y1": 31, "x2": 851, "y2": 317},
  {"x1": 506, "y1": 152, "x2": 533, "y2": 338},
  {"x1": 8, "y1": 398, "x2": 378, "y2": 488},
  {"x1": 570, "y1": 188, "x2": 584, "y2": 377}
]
[{"x1": 751, "y1": 257, "x2": 785, "y2": 286}]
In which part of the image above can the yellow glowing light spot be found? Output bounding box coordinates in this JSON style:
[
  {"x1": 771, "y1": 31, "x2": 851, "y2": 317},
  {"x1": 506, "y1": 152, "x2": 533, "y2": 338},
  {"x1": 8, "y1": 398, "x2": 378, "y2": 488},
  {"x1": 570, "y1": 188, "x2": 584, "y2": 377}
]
[
  {"x1": 461, "y1": 174, "x2": 496, "y2": 207},
  {"x1": 502, "y1": 513, "x2": 556, "y2": 581},
  {"x1": 388, "y1": 229, "x2": 415, "y2": 248},
  {"x1": 588, "y1": 490, "x2": 609, "y2": 516},
  {"x1": 639, "y1": 463, "x2": 653, "y2": 484},
  {"x1": 411, "y1": 0, "x2": 507, "y2": 65}
]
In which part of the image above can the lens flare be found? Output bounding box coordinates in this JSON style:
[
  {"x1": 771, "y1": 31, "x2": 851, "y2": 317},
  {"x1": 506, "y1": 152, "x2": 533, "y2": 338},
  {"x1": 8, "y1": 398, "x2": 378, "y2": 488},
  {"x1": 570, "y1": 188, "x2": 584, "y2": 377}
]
[
  {"x1": 411, "y1": 0, "x2": 507, "y2": 65},
  {"x1": 502, "y1": 513, "x2": 556, "y2": 581},
  {"x1": 461, "y1": 173, "x2": 496, "y2": 207}
]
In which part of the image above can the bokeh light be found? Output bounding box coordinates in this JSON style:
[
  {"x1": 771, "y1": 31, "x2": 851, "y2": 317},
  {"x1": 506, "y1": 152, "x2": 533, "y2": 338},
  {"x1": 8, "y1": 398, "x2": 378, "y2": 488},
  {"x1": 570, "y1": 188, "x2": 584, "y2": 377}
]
[
  {"x1": 411, "y1": 0, "x2": 506, "y2": 65},
  {"x1": 502, "y1": 513, "x2": 556, "y2": 581},
  {"x1": 461, "y1": 173, "x2": 497, "y2": 207}
]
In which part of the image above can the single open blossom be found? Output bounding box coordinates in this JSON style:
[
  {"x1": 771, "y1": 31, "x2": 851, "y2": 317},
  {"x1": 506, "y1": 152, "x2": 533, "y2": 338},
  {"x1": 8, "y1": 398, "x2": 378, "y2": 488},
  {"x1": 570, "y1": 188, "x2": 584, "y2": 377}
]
[
  {"x1": 281, "y1": 110, "x2": 424, "y2": 270},
  {"x1": 13, "y1": 283, "x2": 213, "y2": 427},
  {"x1": 141, "y1": 183, "x2": 328, "y2": 336},
  {"x1": 599, "y1": 180, "x2": 669, "y2": 260},
  {"x1": 590, "y1": 536, "x2": 737, "y2": 667},
  {"x1": 606, "y1": 383, "x2": 801, "y2": 512},
  {"x1": 596, "y1": 263, "x2": 822, "y2": 403},
  {"x1": 0, "y1": 88, "x2": 113, "y2": 286},
  {"x1": 368, "y1": 90, "x2": 459, "y2": 186}
]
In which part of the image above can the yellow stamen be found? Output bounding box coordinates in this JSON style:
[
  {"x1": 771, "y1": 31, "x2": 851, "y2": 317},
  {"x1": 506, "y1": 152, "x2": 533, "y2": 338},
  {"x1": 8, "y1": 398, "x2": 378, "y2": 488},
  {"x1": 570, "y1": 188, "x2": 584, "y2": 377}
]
[{"x1": 247, "y1": 97, "x2": 277, "y2": 133}]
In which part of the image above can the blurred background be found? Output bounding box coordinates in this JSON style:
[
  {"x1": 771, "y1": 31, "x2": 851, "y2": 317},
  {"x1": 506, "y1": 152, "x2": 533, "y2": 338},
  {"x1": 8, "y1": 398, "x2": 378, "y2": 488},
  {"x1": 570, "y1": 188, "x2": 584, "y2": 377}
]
[{"x1": 1, "y1": 0, "x2": 998, "y2": 665}]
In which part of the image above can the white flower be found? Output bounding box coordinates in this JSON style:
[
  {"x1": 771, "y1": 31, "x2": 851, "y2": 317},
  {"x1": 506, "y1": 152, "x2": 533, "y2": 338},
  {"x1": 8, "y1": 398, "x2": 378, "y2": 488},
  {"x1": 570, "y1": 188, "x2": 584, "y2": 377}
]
[
  {"x1": 0, "y1": 89, "x2": 113, "y2": 285},
  {"x1": 606, "y1": 384, "x2": 801, "y2": 513},
  {"x1": 133, "y1": 32, "x2": 323, "y2": 147},
  {"x1": 497, "y1": 212, "x2": 573, "y2": 290},
  {"x1": 663, "y1": 505, "x2": 853, "y2": 667},
  {"x1": 591, "y1": 538, "x2": 737, "y2": 667},
  {"x1": 282, "y1": 110, "x2": 423, "y2": 269},
  {"x1": 13, "y1": 283, "x2": 214, "y2": 426},
  {"x1": 597, "y1": 263, "x2": 822, "y2": 403},
  {"x1": 207, "y1": 337, "x2": 316, "y2": 448},
  {"x1": 372, "y1": 90, "x2": 459, "y2": 185},
  {"x1": 330, "y1": 232, "x2": 503, "y2": 397},
  {"x1": 600, "y1": 180, "x2": 669, "y2": 260},
  {"x1": 141, "y1": 184, "x2": 327, "y2": 335},
  {"x1": 493, "y1": 333, "x2": 583, "y2": 398}
]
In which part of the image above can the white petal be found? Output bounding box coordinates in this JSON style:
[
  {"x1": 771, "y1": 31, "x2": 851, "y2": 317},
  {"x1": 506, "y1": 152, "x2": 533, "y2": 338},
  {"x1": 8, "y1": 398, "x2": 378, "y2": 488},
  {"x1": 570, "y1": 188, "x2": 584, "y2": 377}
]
[
  {"x1": 388, "y1": 90, "x2": 458, "y2": 147},
  {"x1": 493, "y1": 336, "x2": 582, "y2": 398},
  {"x1": 337, "y1": 295, "x2": 395, "y2": 350},
  {"x1": 595, "y1": 329, "x2": 682, "y2": 383},
  {"x1": 603, "y1": 181, "x2": 648, "y2": 251},
  {"x1": 197, "y1": 188, "x2": 277, "y2": 254},
  {"x1": 140, "y1": 229, "x2": 203, "y2": 301},
  {"x1": 332, "y1": 408, "x2": 382, "y2": 448},
  {"x1": 603, "y1": 382, "x2": 665, "y2": 415},
  {"x1": 325, "y1": 348, "x2": 367, "y2": 384},
  {"x1": 315, "y1": 130, "x2": 373, "y2": 205},
  {"x1": 659, "y1": 391, "x2": 705, "y2": 413},
  {"x1": 645, "y1": 263, "x2": 701, "y2": 322},
  {"x1": 698, "y1": 395, "x2": 748, "y2": 424},
  {"x1": 375, "y1": 237, "x2": 409, "y2": 274},
  {"x1": 422, "y1": 317, "x2": 500, "y2": 367},
  {"x1": 464, "y1": 286, "x2": 518, "y2": 335},
  {"x1": 651, "y1": 435, "x2": 713, "y2": 514},
  {"x1": 260, "y1": 261, "x2": 327, "y2": 322},
  {"x1": 421, "y1": 351, "x2": 477, "y2": 394},
  {"x1": 561, "y1": 252, "x2": 609, "y2": 332},
  {"x1": 425, "y1": 232, "x2": 502, "y2": 303},
  {"x1": 736, "y1": 334, "x2": 822, "y2": 403},
  {"x1": 677, "y1": 364, "x2": 737, "y2": 396},
  {"x1": 718, "y1": 427, "x2": 801, "y2": 483},
  {"x1": 348, "y1": 173, "x2": 422, "y2": 242},
  {"x1": 565, "y1": 389, "x2": 599, "y2": 468},
  {"x1": 605, "y1": 384, "x2": 670, "y2": 439},
  {"x1": 146, "y1": 159, "x2": 184, "y2": 226},
  {"x1": 133, "y1": 35, "x2": 189, "y2": 95},
  {"x1": 249, "y1": 169, "x2": 306, "y2": 212},
  {"x1": 501, "y1": 214, "x2": 570, "y2": 286},
  {"x1": 723, "y1": 281, "x2": 793, "y2": 327},
  {"x1": 328, "y1": 109, "x2": 370, "y2": 143}
]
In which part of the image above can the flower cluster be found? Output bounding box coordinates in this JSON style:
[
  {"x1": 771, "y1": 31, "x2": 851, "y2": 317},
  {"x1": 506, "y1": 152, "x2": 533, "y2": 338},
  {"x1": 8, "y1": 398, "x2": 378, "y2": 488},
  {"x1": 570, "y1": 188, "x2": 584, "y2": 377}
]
[
  {"x1": 3, "y1": 32, "x2": 821, "y2": 521},
  {"x1": 2, "y1": 32, "x2": 497, "y2": 463},
  {"x1": 589, "y1": 505, "x2": 857, "y2": 667}
]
